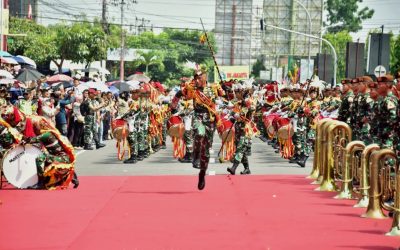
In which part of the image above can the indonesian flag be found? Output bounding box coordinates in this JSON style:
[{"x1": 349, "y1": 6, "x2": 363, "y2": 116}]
[{"x1": 27, "y1": 3, "x2": 32, "y2": 20}]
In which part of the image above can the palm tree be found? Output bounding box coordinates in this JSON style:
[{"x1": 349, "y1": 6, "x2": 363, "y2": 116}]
[{"x1": 136, "y1": 50, "x2": 164, "y2": 75}]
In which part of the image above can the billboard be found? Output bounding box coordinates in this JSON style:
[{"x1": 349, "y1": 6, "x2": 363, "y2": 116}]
[{"x1": 215, "y1": 65, "x2": 250, "y2": 81}]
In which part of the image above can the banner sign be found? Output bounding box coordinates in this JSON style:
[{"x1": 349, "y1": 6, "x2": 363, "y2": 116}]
[{"x1": 215, "y1": 65, "x2": 250, "y2": 81}]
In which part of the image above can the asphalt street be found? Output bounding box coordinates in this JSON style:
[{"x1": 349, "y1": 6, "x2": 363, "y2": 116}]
[{"x1": 75, "y1": 135, "x2": 312, "y2": 176}]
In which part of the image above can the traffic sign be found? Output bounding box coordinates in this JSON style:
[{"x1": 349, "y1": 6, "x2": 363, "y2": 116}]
[{"x1": 374, "y1": 65, "x2": 386, "y2": 78}]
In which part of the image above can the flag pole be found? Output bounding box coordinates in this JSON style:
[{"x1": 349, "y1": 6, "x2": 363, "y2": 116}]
[{"x1": 200, "y1": 18, "x2": 223, "y2": 82}]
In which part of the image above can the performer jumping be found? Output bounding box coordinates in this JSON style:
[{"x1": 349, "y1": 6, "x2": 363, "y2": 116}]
[{"x1": 171, "y1": 70, "x2": 222, "y2": 190}]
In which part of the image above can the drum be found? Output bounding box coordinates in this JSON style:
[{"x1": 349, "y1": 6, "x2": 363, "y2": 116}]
[
  {"x1": 217, "y1": 119, "x2": 235, "y2": 142},
  {"x1": 112, "y1": 119, "x2": 128, "y2": 141},
  {"x1": 276, "y1": 117, "x2": 294, "y2": 140},
  {"x1": 263, "y1": 114, "x2": 279, "y2": 137},
  {"x1": 1, "y1": 144, "x2": 43, "y2": 189},
  {"x1": 167, "y1": 115, "x2": 184, "y2": 138}
]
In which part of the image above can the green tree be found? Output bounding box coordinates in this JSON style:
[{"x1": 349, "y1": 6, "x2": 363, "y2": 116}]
[
  {"x1": 8, "y1": 17, "x2": 48, "y2": 56},
  {"x1": 251, "y1": 57, "x2": 266, "y2": 78},
  {"x1": 391, "y1": 35, "x2": 400, "y2": 74},
  {"x1": 326, "y1": 0, "x2": 374, "y2": 33},
  {"x1": 322, "y1": 31, "x2": 353, "y2": 81},
  {"x1": 135, "y1": 50, "x2": 165, "y2": 75}
]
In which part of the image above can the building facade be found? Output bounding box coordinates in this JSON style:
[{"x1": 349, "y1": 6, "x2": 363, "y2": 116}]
[{"x1": 9, "y1": 0, "x2": 38, "y2": 20}]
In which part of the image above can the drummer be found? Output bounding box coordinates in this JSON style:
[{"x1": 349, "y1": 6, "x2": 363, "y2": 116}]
[
  {"x1": 227, "y1": 82, "x2": 257, "y2": 175},
  {"x1": 123, "y1": 84, "x2": 141, "y2": 164},
  {"x1": 24, "y1": 129, "x2": 78, "y2": 190}
]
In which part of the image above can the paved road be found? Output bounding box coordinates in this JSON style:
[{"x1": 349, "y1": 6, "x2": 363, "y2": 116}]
[{"x1": 75, "y1": 135, "x2": 313, "y2": 176}]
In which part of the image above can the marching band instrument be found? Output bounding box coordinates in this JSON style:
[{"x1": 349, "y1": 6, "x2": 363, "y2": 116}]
[{"x1": 1, "y1": 144, "x2": 42, "y2": 189}]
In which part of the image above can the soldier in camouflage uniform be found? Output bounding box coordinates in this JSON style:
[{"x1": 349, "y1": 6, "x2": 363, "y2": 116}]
[
  {"x1": 171, "y1": 70, "x2": 223, "y2": 190},
  {"x1": 305, "y1": 87, "x2": 321, "y2": 149},
  {"x1": 366, "y1": 82, "x2": 381, "y2": 145},
  {"x1": 123, "y1": 87, "x2": 141, "y2": 164},
  {"x1": 350, "y1": 78, "x2": 362, "y2": 139},
  {"x1": 357, "y1": 76, "x2": 375, "y2": 145},
  {"x1": 288, "y1": 87, "x2": 308, "y2": 168},
  {"x1": 376, "y1": 75, "x2": 398, "y2": 150},
  {"x1": 227, "y1": 83, "x2": 256, "y2": 175},
  {"x1": 82, "y1": 88, "x2": 106, "y2": 150},
  {"x1": 25, "y1": 130, "x2": 79, "y2": 189},
  {"x1": 178, "y1": 98, "x2": 194, "y2": 163},
  {"x1": 338, "y1": 79, "x2": 355, "y2": 125}
]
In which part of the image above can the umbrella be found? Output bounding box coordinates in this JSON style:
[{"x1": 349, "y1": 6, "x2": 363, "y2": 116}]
[
  {"x1": 52, "y1": 81, "x2": 73, "y2": 89},
  {"x1": 126, "y1": 73, "x2": 150, "y2": 83},
  {"x1": 16, "y1": 68, "x2": 44, "y2": 83},
  {"x1": 0, "y1": 57, "x2": 19, "y2": 65},
  {"x1": 47, "y1": 74, "x2": 73, "y2": 84},
  {"x1": 13, "y1": 55, "x2": 37, "y2": 68},
  {"x1": 0, "y1": 70, "x2": 14, "y2": 79},
  {"x1": 0, "y1": 51, "x2": 12, "y2": 57},
  {"x1": 77, "y1": 81, "x2": 110, "y2": 93},
  {"x1": 109, "y1": 85, "x2": 120, "y2": 96},
  {"x1": 0, "y1": 78, "x2": 15, "y2": 85},
  {"x1": 113, "y1": 80, "x2": 140, "y2": 92}
]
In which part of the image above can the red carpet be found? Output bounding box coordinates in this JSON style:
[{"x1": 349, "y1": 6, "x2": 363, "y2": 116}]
[{"x1": 0, "y1": 175, "x2": 398, "y2": 250}]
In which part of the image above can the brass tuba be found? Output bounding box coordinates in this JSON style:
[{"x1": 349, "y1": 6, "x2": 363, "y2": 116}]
[
  {"x1": 315, "y1": 121, "x2": 352, "y2": 192},
  {"x1": 353, "y1": 144, "x2": 380, "y2": 208},
  {"x1": 334, "y1": 141, "x2": 365, "y2": 200},
  {"x1": 310, "y1": 119, "x2": 335, "y2": 185},
  {"x1": 362, "y1": 149, "x2": 397, "y2": 219}
]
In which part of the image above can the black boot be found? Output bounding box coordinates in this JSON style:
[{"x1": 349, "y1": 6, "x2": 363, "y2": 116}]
[
  {"x1": 198, "y1": 169, "x2": 206, "y2": 190},
  {"x1": 161, "y1": 142, "x2": 166, "y2": 149},
  {"x1": 144, "y1": 149, "x2": 150, "y2": 158},
  {"x1": 227, "y1": 160, "x2": 240, "y2": 175},
  {"x1": 296, "y1": 154, "x2": 308, "y2": 168},
  {"x1": 192, "y1": 159, "x2": 200, "y2": 169},
  {"x1": 96, "y1": 142, "x2": 106, "y2": 149},
  {"x1": 289, "y1": 155, "x2": 298, "y2": 163},
  {"x1": 72, "y1": 172, "x2": 79, "y2": 188},
  {"x1": 123, "y1": 155, "x2": 137, "y2": 164},
  {"x1": 137, "y1": 151, "x2": 144, "y2": 161},
  {"x1": 240, "y1": 161, "x2": 251, "y2": 175},
  {"x1": 84, "y1": 144, "x2": 94, "y2": 150},
  {"x1": 180, "y1": 152, "x2": 192, "y2": 163}
]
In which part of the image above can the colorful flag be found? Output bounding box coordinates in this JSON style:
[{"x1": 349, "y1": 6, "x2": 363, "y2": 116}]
[{"x1": 199, "y1": 34, "x2": 207, "y2": 44}]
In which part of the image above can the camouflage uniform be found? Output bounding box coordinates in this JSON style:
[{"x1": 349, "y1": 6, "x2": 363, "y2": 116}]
[
  {"x1": 82, "y1": 98, "x2": 101, "y2": 149},
  {"x1": 377, "y1": 92, "x2": 398, "y2": 149},
  {"x1": 288, "y1": 98, "x2": 309, "y2": 167},
  {"x1": 358, "y1": 92, "x2": 374, "y2": 144},
  {"x1": 123, "y1": 100, "x2": 140, "y2": 163},
  {"x1": 227, "y1": 99, "x2": 254, "y2": 175},
  {"x1": 29, "y1": 131, "x2": 78, "y2": 189},
  {"x1": 338, "y1": 90, "x2": 355, "y2": 124}
]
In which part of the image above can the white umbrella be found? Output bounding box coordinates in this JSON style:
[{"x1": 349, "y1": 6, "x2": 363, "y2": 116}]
[
  {"x1": 0, "y1": 57, "x2": 19, "y2": 65},
  {"x1": 15, "y1": 55, "x2": 37, "y2": 68},
  {"x1": 0, "y1": 78, "x2": 15, "y2": 85},
  {"x1": 77, "y1": 81, "x2": 110, "y2": 93},
  {"x1": 126, "y1": 73, "x2": 150, "y2": 83},
  {"x1": 0, "y1": 70, "x2": 14, "y2": 79},
  {"x1": 113, "y1": 80, "x2": 140, "y2": 92}
]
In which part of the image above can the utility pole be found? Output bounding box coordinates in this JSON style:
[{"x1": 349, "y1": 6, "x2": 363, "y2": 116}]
[
  {"x1": 102, "y1": 0, "x2": 108, "y2": 33},
  {"x1": 120, "y1": 0, "x2": 126, "y2": 81}
]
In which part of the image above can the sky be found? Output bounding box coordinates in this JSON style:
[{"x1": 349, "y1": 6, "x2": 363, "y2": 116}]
[{"x1": 37, "y1": 0, "x2": 400, "y2": 43}]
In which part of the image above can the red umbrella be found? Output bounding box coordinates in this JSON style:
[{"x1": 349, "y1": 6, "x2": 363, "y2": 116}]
[{"x1": 47, "y1": 74, "x2": 73, "y2": 84}]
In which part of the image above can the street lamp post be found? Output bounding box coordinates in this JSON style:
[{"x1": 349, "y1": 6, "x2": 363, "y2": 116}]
[
  {"x1": 265, "y1": 23, "x2": 338, "y2": 85},
  {"x1": 294, "y1": 0, "x2": 312, "y2": 79}
]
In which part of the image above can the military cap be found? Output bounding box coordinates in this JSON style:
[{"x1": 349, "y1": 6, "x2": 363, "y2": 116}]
[
  {"x1": 377, "y1": 75, "x2": 394, "y2": 83},
  {"x1": 341, "y1": 78, "x2": 352, "y2": 84}
]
